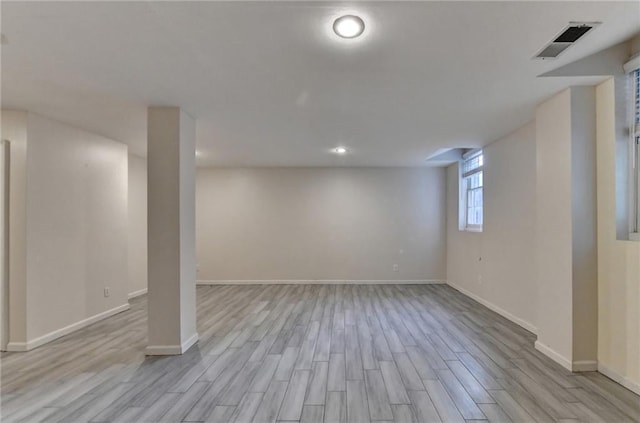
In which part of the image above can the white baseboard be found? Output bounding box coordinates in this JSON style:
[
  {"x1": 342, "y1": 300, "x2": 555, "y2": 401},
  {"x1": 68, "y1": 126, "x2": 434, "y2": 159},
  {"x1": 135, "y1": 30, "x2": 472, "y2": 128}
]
[
  {"x1": 534, "y1": 341, "x2": 599, "y2": 372},
  {"x1": 128, "y1": 288, "x2": 148, "y2": 300},
  {"x1": 197, "y1": 279, "x2": 447, "y2": 285},
  {"x1": 573, "y1": 360, "x2": 598, "y2": 372},
  {"x1": 6, "y1": 341, "x2": 27, "y2": 352},
  {"x1": 598, "y1": 362, "x2": 640, "y2": 395},
  {"x1": 182, "y1": 332, "x2": 199, "y2": 353},
  {"x1": 145, "y1": 332, "x2": 199, "y2": 356},
  {"x1": 446, "y1": 281, "x2": 538, "y2": 335},
  {"x1": 6, "y1": 303, "x2": 130, "y2": 352},
  {"x1": 534, "y1": 340, "x2": 573, "y2": 371}
]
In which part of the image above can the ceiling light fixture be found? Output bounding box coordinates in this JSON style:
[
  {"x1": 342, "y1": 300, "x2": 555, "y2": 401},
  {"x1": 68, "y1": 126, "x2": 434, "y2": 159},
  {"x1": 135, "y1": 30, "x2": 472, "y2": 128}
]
[
  {"x1": 333, "y1": 147, "x2": 348, "y2": 154},
  {"x1": 333, "y1": 15, "x2": 365, "y2": 39}
]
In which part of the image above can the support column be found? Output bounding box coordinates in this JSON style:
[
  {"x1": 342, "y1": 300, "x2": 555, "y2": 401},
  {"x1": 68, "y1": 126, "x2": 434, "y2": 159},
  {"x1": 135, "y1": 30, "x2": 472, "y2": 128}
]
[
  {"x1": 535, "y1": 87, "x2": 598, "y2": 371},
  {"x1": 146, "y1": 107, "x2": 198, "y2": 355}
]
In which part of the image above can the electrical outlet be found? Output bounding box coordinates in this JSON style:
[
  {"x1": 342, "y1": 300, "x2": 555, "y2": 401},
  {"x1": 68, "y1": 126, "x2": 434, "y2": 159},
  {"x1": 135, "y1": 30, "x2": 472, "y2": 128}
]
[
  {"x1": 104, "y1": 287, "x2": 110, "y2": 297},
  {"x1": 392, "y1": 264, "x2": 399, "y2": 272}
]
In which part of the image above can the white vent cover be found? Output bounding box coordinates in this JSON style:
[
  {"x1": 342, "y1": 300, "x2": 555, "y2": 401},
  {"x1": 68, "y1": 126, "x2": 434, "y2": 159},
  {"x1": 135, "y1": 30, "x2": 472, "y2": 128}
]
[{"x1": 534, "y1": 22, "x2": 600, "y2": 60}]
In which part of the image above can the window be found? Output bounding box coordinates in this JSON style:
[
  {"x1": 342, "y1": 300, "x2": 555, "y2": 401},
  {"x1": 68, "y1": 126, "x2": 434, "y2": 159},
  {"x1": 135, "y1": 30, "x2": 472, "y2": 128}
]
[
  {"x1": 631, "y1": 68, "x2": 640, "y2": 239},
  {"x1": 460, "y1": 150, "x2": 484, "y2": 231}
]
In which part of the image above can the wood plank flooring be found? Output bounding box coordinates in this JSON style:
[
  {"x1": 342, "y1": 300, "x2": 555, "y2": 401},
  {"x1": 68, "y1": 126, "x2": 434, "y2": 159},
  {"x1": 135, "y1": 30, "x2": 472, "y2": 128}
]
[{"x1": 1, "y1": 284, "x2": 638, "y2": 422}]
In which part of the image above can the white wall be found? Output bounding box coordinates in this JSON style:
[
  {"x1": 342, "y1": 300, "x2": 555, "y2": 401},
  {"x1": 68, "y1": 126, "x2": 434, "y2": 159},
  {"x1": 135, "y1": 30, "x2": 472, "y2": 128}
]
[
  {"x1": 128, "y1": 154, "x2": 147, "y2": 297},
  {"x1": 2, "y1": 111, "x2": 130, "y2": 350},
  {"x1": 196, "y1": 167, "x2": 446, "y2": 282},
  {"x1": 1, "y1": 111, "x2": 28, "y2": 347},
  {"x1": 596, "y1": 78, "x2": 640, "y2": 394},
  {"x1": 24, "y1": 113, "x2": 129, "y2": 344},
  {"x1": 146, "y1": 108, "x2": 198, "y2": 353},
  {"x1": 447, "y1": 88, "x2": 599, "y2": 372},
  {"x1": 535, "y1": 89, "x2": 575, "y2": 363},
  {"x1": 0, "y1": 140, "x2": 6, "y2": 350},
  {"x1": 570, "y1": 86, "x2": 598, "y2": 365},
  {"x1": 446, "y1": 122, "x2": 538, "y2": 333},
  {"x1": 534, "y1": 87, "x2": 598, "y2": 370}
]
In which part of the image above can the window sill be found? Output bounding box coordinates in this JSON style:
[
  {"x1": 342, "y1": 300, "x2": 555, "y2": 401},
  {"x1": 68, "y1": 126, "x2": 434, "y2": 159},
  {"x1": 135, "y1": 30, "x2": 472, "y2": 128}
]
[{"x1": 462, "y1": 227, "x2": 483, "y2": 233}]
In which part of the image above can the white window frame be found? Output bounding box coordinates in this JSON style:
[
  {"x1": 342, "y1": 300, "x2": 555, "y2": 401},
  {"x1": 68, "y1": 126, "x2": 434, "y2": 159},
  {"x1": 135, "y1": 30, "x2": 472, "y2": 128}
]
[
  {"x1": 630, "y1": 68, "x2": 640, "y2": 241},
  {"x1": 459, "y1": 150, "x2": 484, "y2": 232}
]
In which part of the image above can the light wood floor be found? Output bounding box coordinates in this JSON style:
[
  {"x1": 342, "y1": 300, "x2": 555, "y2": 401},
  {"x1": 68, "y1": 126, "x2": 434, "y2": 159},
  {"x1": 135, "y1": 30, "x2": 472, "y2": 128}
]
[{"x1": 1, "y1": 284, "x2": 639, "y2": 423}]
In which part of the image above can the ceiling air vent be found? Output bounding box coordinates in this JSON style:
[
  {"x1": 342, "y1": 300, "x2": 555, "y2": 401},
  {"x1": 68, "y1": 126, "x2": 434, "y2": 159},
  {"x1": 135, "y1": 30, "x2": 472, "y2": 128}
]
[{"x1": 534, "y1": 22, "x2": 600, "y2": 60}]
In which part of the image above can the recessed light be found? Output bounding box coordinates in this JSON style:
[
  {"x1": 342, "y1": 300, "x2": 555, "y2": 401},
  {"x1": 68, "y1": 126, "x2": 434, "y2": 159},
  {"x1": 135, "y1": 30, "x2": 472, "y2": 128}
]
[
  {"x1": 333, "y1": 147, "x2": 348, "y2": 155},
  {"x1": 333, "y1": 15, "x2": 365, "y2": 39}
]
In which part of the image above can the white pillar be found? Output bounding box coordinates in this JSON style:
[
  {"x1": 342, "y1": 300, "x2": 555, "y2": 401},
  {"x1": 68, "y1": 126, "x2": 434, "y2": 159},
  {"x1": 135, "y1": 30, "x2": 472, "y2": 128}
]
[
  {"x1": 535, "y1": 87, "x2": 598, "y2": 371},
  {"x1": 146, "y1": 107, "x2": 198, "y2": 355}
]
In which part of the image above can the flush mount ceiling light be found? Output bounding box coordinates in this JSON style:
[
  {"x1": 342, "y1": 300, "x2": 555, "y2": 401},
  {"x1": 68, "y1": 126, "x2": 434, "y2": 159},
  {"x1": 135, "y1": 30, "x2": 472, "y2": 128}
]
[
  {"x1": 333, "y1": 147, "x2": 348, "y2": 154},
  {"x1": 333, "y1": 15, "x2": 365, "y2": 39}
]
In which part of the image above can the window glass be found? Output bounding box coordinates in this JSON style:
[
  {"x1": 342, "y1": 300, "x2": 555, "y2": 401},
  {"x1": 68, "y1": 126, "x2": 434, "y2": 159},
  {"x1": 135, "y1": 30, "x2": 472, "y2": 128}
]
[{"x1": 461, "y1": 151, "x2": 483, "y2": 231}]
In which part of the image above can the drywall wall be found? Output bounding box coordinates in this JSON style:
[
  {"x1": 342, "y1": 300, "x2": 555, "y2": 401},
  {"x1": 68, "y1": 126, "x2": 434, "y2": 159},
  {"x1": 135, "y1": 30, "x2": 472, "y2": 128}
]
[
  {"x1": 0, "y1": 111, "x2": 28, "y2": 347},
  {"x1": 570, "y1": 87, "x2": 598, "y2": 365},
  {"x1": 596, "y1": 78, "x2": 640, "y2": 394},
  {"x1": 128, "y1": 154, "x2": 147, "y2": 297},
  {"x1": 146, "y1": 107, "x2": 198, "y2": 354},
  {"x1": 446, "y1": 122, "x2": 537, "y2": 333},
  {"x1": 535, "y1": 89, "x2": 574, "y2": 363},
  {"x1": 5, "y1": 112, "x2": 130, "y2": 349},
  {"x1": 196, "y1": 167, "x2": 446, "y2": 282},
  {"x1": 25, "y1": 113, "x2": 129, "y2": 342},
  {"x1": 0, "y1": 140, "x2": 6, "y2": 350},
  {"x1": 535, "y1": 87, "x2": 598, "y2": 370}
]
